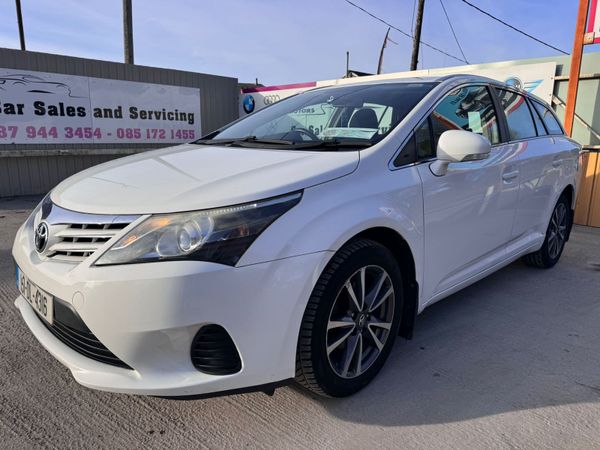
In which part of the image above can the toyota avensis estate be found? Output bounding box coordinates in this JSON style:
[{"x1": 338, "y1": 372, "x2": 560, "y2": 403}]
[{"x1": 13, "y1": 75, "x2": 581, "y2": 398}]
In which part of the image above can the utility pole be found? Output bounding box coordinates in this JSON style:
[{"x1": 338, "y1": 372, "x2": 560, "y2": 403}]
[
  {"x1": 346, "y1": 51, "x2": 350, "y2": 77},
  {"x1": 564, "y1": 0, "x2": 592, "y2": 136},
  {"x1": 15, "y1": 0, "x2": 26, "y2": 51},
  {"x1": 377, "y1": 28, "x2": 391, "y2": 74},
  {"x1": 123, "y1": 0, "x2": 134, "y2": 64},
  {"x1": 410, "y1": 0, "x2": 425, "y2": 70}
]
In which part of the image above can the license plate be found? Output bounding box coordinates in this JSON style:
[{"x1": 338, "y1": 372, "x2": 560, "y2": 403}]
[{"x1": 16, "y1": 266, "x2": 54, "y2": 325}]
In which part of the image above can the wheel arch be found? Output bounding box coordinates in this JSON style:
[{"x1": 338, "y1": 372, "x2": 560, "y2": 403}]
[
  {"x1": 347, "y1": 227, "x2": 419, "y2": 340},
  {"x1": 561, "y1": 184, "x2": 575, "y2": 208},
  {"x1": 559, "y1": 184, "x2": 575, "y2": 241}
]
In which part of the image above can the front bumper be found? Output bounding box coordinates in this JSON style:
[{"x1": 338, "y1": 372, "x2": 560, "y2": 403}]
[{"x1": 13, "y1": 220, "x2": 332, "y2": 397}]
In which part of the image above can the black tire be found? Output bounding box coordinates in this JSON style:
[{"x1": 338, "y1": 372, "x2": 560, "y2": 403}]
[
  {"x1": 522, "y1": 194, "x2": 571, "y2": 268},
  {"x1": 295, "y1": 239, "x2": 403, "y2": 397}
]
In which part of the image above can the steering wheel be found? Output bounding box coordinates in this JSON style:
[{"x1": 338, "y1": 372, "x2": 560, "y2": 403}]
[{"x1": 292, "y1": 127, "x2": 320, "y2": 141}]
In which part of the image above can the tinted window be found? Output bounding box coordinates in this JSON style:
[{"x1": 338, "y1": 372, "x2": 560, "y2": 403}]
[
  {"x1": 528, "y1": 99, "x2": 547, "y2": 136},
  {"x1": 430, "y1": 85, "x2": 500, "y2": 150},
  {"x1": 532, "y1": 101, "x2": 564, "y2": 135},
  {"x1": 495, "y1": 89, "x2": 537, "y2": 141},
  {"x1": 394, "y1": 134, "x2": 416, "y2": 167},
  {"x1": 393, "y1": 119, "x2": 433, "y2": 166},
  {"x1": 415, "y1": 119, "x2": 434, "y2": 159}
]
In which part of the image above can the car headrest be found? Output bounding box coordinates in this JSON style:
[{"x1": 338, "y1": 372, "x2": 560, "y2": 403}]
[{"x1": 349, "y1": 108, "x2": 378, "y2": 129}]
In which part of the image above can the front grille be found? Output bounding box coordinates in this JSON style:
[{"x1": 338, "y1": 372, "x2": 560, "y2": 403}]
[
  {"x1": 191, "y1": 325, "x2": 242, "y2": 375},
  {"x1": 38, "y1": 199, "x2": 138, "y2": 263},
  {"x1": 48, "y1": 222, "x2": 130, "y2": 262},
  {"x1": 40, "y1": 299, "x2": 133, "y2": 370}
]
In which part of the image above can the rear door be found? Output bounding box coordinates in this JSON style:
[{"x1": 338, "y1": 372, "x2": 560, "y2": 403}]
[
  {"x1": 496, "y1": 91, "x2": 566, "y2": 254},
  {"x1": 416, "y1": 84, "x2": 520, "y2": 304},
  {"x1": 493, "y1": 89, "x2": 547, "y2": 250}
]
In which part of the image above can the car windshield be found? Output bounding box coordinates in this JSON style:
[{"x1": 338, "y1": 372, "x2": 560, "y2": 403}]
[{"x1": 197, "y1": 82, "x2": 437, "y2": 150}]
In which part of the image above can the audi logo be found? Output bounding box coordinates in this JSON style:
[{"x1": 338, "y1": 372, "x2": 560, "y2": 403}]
[{"x1": 263, "y1": 95, "x2": 281, "y2": 105}]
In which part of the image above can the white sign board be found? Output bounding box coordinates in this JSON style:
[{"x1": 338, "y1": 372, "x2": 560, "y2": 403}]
[
  {"x1": 587, "y1": 0, "x2": 600, "y2": 44},
  {"x1": 0, "y1": 69, "x2": 201, "y2": 144},
  {"x1": 240, "y1": 82, "x2": 316, "y2": 117},
  {"x1": 239, "y1": 62, "x2": 557, "y2": 116}
]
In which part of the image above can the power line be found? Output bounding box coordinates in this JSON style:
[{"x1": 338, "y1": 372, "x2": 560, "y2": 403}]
[
  {"x1": 342, "y1": 0, "x2": 468, "y2": 64},
  {"x1": 459, "y1": 0, "x2": 569, "y2": 55},
  {"x1": 439, "y1": 0, "x2": 469, "y2": 64}
]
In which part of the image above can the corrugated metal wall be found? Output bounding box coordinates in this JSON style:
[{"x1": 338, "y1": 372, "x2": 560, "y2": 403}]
[{"x1": 0, "y1": 47, "x2": 239, "y2": 197}]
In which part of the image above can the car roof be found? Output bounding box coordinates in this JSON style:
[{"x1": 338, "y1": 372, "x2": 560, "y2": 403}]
[{"x1": 307, "y1": 73, "x2": 545, "y2": 103}]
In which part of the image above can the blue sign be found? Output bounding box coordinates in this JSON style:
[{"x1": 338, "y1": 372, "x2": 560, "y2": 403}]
[{"x1": 243, "y1": 95, "x2": 255, "y2": 114}]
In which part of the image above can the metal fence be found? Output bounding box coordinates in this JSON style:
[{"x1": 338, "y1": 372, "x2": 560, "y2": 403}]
[{"x1": 0, "y1": 47, "x2": 239, "y2": 197}]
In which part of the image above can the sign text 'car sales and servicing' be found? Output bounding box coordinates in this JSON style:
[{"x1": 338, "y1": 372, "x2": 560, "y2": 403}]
[{"x1": 0, "y1": 69, "x2": 201, "y2": 144}]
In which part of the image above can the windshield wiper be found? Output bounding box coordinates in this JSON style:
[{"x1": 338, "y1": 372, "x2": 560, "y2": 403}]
[
  {"x1": 296, "y1": 139, "x2": 374, "y2": 150},
  {"x1": 194, "y1": 136, "x2": 374, "y2": 150},
  {"x1": 194, "y1": 136, "x2": 296, "y2": 146}
]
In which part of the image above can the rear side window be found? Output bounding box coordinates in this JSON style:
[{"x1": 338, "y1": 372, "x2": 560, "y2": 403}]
[
  {"x1": 528, "y1": 99, "x2": 547, "y2": 136},
  {"x1": 430, "y1": 85, "x2": 500, "y2": 151},
  {"x1": 495, "y1": 89, "x2": 537, "y2": 141},
  {"x1": 531, "y1": 101, "x2": 564, "y2": 135}
]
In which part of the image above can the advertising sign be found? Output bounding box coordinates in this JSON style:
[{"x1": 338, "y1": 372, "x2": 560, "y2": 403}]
[
  {"x1": 0, "y1": 69, "x2": 201, "y2": 144},
  {"x1": 587, "y1": 0, "x2": 600, "y2": 44},
  {"x1": 239, "y1": 62, "x2": 557, "y2": 117},
  {"x1": 240, "y1": 82, "x2": 316, "y2": 117}
]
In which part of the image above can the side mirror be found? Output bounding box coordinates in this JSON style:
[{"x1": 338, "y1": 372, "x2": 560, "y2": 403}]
[{"x1": 430, "y1": 130, "x2": 491, "y2": 176}]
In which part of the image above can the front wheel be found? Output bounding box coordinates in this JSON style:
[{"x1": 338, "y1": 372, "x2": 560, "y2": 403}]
[
  {"x1": 295, "y1": 239, "x2": 403, "y2": 397},
  {"x1": 522, "y1": 194, "x2": 570, "y2": 268}
]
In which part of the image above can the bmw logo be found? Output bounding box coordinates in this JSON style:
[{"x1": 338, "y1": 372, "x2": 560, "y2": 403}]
[
  {"x1": 243, "y1": 95, "x2": 255, "y2": 114},
  {"x1": 504, "y1": 77, "x2": 523, "y2": 90},
  {"x1": 34, "y1": 221, "x2": 49, "y2": 253}
]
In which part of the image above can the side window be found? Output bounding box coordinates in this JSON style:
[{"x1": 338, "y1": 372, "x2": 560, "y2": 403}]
[
  {"x1": 394, "y1": 134, "x2": 416, "y2": 167},
  {"x1": 415, "y1": 119, "x2": 433, "y2": 159},
  {"x1": 528, "y1": 99, "x2": 547, "y2": 136},
  {"x1": 495, "y1": 89, "x2": 537, "y2": 141},
  {"x1": 430, "y1": 85, "x2": 500, "y2": 149},
  {"x1": 393, "y1": 119, "x2": 432, "y2": 166},
  {"x1": 532, "y1": 101, "x2": 564, "y2": 135}
]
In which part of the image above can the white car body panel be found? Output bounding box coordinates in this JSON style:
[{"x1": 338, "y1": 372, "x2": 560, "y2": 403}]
[
  {"x1": 416, "y1": 143, "x2": 521, "y2": 304},
  {"x1": 50, "y1": 144, "x2": 359, "y2": 215},
  {"x1": 12, "y1": 74, "x2": 581, "y2": 396}
]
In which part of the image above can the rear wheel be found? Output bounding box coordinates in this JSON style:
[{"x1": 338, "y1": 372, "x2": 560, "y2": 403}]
[
  {"x1": 522, "y1": 194, "x2": 570, "y2": 268},
  {"x1": 295, "y1": 239, "x2": 403, "y2": 397}
]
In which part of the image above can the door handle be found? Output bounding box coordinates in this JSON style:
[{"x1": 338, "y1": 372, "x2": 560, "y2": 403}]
[{"x1": 502, "y1": 170, "x2": 519, "y2": 182}]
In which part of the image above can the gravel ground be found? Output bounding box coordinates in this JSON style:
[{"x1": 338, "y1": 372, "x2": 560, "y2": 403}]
[{"x1": 1, "y1": 196, "x2": 600, "y2": 449}]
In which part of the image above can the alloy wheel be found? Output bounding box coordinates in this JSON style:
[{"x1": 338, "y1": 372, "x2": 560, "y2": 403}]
[
  {"x1": 548, "y1": 202, "x2": 568, "y2": 259},
  {"x1": 326, "y1": 265, "x2": 395, "y2": 379}
]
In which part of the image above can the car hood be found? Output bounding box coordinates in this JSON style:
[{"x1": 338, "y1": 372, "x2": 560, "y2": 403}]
[{"x1": 51, "y1": 144, "x2": 359, "y2": 214}]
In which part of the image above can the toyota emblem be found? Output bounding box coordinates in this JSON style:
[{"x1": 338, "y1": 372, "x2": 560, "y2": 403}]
[{"x1": 34, "y1": 222, "x2": 49, "y2": 253}]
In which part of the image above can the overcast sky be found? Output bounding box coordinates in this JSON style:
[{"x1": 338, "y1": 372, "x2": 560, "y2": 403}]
[{"x1": 0, "y1": 0, "x2": 586, "y2": 85}]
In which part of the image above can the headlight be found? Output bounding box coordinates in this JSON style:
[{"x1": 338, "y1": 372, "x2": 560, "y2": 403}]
[{"x1": 94, "y1": 191, "x2": 302, "y2": 266}]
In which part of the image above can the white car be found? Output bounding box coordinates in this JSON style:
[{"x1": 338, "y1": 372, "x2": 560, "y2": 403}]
[{"x1": 13, "y1": 75, "x2": 581, "y2": 398}]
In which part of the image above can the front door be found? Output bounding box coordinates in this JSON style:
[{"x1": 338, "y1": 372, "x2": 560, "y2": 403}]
[{"x1": 414, "y1": 84, "x2": 519, "y2": 304}]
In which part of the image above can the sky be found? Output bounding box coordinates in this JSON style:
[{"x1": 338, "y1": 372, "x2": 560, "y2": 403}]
[{"x1": 0, "y1": 0, "x2": 589, "y2": 85}]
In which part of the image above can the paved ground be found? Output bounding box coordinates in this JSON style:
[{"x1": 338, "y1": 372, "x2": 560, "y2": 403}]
[{"x1": 1, "y1": 196, "x2": 600, "y2": 449}]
